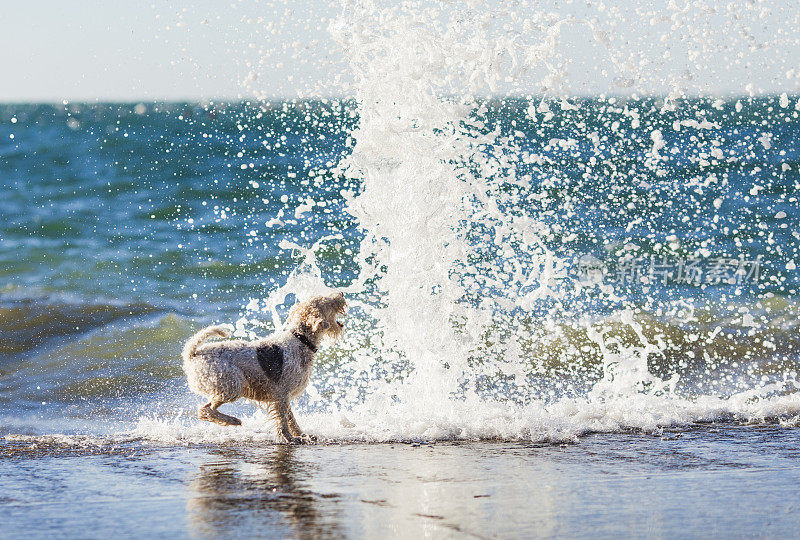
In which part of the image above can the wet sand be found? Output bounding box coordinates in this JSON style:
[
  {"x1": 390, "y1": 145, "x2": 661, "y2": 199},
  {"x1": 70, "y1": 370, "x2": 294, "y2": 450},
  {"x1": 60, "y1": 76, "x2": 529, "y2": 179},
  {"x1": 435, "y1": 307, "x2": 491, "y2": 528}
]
[{"x1": 2, "y1": 423, "x2": 799, "y2": 538}]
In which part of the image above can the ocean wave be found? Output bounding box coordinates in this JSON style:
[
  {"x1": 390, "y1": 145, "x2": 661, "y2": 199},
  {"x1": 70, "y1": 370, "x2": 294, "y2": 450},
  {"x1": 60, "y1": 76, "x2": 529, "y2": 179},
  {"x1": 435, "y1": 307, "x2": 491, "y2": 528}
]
[
  {"x1": 0, "y1": 312, "x2": 194, "y2": 412},
  {"x1": 129, "y1": 387, "x2": 800, "y2": 445},
  {"x1": 2, "y1": 300, "x2": 797, "y2": 410},
  {"x1": 1, "y1": 303, "x2": 798, "y2": 445},
  {"x1": 0, "y1": 293, "x2": 163, "y2": 356},
  {"x1": 4, "y1": 383, "x2": 799, "y2": 446}
]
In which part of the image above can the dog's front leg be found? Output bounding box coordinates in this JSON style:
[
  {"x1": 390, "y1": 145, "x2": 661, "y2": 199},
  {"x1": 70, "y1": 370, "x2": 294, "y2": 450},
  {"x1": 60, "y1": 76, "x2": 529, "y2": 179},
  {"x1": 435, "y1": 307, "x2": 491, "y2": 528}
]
[
  {"x1": 287, "y1": 407, "x2": 317, "y2": 442},
  {"x1": 276, "y1": 401, "x2": 303, "y2": 444}
]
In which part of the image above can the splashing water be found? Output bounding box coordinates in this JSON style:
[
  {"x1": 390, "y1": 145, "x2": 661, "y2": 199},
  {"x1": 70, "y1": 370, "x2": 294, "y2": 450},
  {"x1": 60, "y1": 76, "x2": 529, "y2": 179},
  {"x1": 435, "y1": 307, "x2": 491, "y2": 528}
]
[
  {"x1": 4, "y1": 1, "x2": 796, "y2": 445},
  {"x1": 165, "y1": 0, "x2": 800, "y2": 444}
]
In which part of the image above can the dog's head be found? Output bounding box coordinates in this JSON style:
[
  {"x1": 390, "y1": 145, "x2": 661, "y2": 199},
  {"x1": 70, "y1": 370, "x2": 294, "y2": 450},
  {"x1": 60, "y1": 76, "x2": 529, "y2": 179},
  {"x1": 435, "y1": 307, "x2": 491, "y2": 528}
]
[{"x1": 286, "y1": 291, "x2": 347, "y2": 341}]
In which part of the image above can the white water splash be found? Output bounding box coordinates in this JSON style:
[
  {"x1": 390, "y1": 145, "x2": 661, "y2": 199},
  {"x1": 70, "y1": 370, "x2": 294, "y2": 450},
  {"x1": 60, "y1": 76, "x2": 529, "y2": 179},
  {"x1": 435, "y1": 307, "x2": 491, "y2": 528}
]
[
  {"x1": 129, "y1": 386, "x2": 800, "y2": 444},
  {"x1": 126, "y1": 0, "x2": 800, "y2": 445}
]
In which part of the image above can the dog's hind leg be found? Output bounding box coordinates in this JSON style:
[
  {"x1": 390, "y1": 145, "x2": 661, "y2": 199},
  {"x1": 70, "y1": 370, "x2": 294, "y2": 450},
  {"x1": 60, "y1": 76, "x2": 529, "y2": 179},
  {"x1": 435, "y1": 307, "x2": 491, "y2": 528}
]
[
  {"x1": 191, "y1": 361, "x2": 244, "y2": 427},
  {"x1": 199, "y1": 401, "x2": 242, "y2": 426}
]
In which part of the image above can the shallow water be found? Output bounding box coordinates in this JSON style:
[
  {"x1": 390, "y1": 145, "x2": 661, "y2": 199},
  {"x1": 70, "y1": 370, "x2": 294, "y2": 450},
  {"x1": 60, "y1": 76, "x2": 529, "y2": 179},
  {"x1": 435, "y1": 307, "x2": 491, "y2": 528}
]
[{"x1": 3, "y1": 424, "x2": 799, "y2": 538}]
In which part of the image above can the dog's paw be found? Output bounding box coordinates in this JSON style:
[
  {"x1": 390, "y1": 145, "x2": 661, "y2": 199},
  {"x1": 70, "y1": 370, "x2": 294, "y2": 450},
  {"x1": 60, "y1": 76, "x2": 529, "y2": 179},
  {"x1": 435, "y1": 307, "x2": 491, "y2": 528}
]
[
  {"x1": 278, "y1": 434, "x2": 306, "y2": 445},
  {"x1": 199, "y1": 406, "x2": 242, "y2": 427}
]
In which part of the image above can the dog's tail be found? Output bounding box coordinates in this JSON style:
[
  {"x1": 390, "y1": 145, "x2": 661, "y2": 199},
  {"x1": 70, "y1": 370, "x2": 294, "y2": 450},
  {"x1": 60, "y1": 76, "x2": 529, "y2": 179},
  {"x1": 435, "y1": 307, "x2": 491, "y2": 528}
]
[{"x1": 182, "y1": 325, "x2": 232, "y2": 359}]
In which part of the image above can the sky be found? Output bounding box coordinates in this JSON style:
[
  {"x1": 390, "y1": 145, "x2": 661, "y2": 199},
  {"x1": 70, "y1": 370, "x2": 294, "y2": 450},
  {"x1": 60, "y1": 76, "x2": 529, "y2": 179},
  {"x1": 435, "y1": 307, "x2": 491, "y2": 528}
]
[
  {"x1": 1, "y1": 1, "x2": 798, "y2": 102},
  {"x1": 0, "y1": 2, "x2": 269, "y2": 101}
]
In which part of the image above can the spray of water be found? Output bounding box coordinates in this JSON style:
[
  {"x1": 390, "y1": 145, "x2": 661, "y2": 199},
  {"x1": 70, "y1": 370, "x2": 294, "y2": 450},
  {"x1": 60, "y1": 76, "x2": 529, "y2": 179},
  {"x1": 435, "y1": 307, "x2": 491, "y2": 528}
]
[{"x1": 134, "y1": 0, "x2": 800, "y2": 443}]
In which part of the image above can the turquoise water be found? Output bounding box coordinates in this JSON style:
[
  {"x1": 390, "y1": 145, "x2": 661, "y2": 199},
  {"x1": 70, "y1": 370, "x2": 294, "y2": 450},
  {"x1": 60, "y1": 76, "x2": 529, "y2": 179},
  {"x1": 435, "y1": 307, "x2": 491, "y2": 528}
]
[
  {"x1": 1, "y1": 99, "x2": 798, "y2": 427},
  {"x1": 3, "y1": 99, "x2": 797, "y2": 317},
  {"x1": 1, "y1": 98, "x2": 800, "y2": 537}
]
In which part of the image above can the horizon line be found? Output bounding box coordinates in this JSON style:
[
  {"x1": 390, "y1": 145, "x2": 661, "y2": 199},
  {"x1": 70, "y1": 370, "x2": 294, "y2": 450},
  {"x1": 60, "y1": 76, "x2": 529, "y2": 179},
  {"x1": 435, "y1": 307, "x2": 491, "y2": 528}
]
[{"x1": 1, "y1": 92, "x2": 798, "y2": 106}]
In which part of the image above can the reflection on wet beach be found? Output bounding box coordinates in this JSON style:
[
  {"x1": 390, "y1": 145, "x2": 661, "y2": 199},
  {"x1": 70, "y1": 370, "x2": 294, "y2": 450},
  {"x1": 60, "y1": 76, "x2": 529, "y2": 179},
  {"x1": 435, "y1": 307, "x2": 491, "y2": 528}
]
[
  {"x1": 2, "y1": 429, "x2": 800, "y2": 538},
  {"x1": 183, "y1": 440, "x2": 567, "y2": 538},
  {"x1": 186, "y1": 446, "x2": 343, "y2": 538}
]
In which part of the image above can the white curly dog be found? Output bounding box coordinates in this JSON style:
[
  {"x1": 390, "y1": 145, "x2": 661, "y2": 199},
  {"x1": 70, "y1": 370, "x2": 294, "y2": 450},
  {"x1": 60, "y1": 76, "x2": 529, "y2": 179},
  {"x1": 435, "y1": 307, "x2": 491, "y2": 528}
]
[{"x1": 182, "y1": 291, "x2": 346, "y2": 443}]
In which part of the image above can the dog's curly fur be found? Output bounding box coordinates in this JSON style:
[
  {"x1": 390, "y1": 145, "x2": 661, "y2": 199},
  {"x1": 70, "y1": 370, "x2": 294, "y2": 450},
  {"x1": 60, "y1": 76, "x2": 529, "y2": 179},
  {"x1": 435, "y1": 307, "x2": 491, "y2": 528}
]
[{"x1": 182, "y1": 291, "x2": 346, "y2": 443}]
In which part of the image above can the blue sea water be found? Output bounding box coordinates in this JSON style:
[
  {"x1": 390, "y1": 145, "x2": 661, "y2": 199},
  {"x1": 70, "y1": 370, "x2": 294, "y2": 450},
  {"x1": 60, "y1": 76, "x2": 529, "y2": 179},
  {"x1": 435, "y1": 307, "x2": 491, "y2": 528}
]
[
  {"x1": 1, "y1": 98, "x2": 800, "y2": 537},
  {"x1": 1, "y1": 99, "x2": 798, "y2": 415}
]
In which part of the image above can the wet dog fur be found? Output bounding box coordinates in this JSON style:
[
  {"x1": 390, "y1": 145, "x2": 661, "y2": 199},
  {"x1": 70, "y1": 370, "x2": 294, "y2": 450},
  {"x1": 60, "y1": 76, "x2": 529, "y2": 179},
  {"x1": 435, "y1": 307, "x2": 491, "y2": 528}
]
[{"x1": 182, "y1": 291, "x2": 346, "y2": 443}]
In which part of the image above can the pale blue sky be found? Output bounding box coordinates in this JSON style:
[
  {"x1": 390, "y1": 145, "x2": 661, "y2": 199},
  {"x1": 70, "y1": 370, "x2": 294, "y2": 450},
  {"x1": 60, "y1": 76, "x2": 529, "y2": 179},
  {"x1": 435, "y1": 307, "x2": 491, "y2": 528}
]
[
  {"x1": 1, "y1": 1, "x2": 798, "y2": 102},
  {"x1": 0, "y1": 1, "x2": 332, "y2": 101}
]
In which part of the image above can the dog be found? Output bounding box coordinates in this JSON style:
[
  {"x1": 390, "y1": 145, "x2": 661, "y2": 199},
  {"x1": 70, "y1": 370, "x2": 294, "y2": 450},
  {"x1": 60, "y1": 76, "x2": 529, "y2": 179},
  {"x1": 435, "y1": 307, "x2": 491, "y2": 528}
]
[{"x1": 182, "y1": 291, "x2": 346, "y2": 443}]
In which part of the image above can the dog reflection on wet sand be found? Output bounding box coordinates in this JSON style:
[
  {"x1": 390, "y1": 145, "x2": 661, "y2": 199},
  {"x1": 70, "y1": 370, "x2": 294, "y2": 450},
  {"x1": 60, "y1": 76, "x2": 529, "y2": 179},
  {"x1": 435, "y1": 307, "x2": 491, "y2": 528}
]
[
  {"x1": 182, "y1": 291, "x2": 346, "y2": 443},
  {"x1": 187, "y1": 446, "x2": 342, "y2": 538}
]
